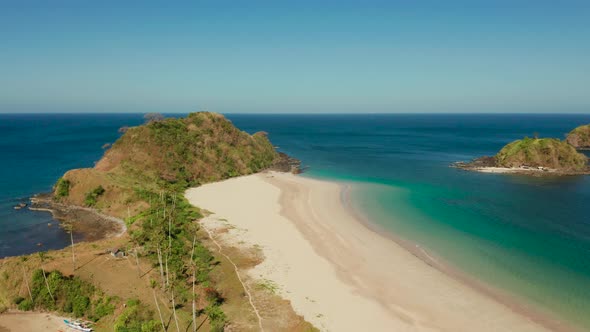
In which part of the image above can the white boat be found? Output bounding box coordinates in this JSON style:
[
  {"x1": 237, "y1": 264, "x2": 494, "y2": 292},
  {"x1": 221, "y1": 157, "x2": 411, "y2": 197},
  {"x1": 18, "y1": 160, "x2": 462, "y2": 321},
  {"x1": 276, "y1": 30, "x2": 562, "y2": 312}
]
[{"x1": 64, "y1": 319, "x2": 93, "y2": 332}]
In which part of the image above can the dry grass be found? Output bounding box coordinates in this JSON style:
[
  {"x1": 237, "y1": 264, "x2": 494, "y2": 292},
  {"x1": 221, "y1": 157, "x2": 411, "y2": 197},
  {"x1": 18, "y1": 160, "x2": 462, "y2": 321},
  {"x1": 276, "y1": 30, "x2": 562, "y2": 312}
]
[
  {"x1": 1, "y1": 225, "x2": 317, "y2": 331},
  {"x1": 0, "y1": 236, "x2": 194, "y2": 331},
  {"x1": 202, "y1": 227, "x2": 318, "y2": 332}
]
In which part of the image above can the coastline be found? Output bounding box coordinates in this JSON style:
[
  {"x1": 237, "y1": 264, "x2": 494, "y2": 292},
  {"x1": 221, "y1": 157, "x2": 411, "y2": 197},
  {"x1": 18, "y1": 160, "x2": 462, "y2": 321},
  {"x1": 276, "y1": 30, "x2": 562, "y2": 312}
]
[
  {"x1": 0, "y1": 195, "x2": 126, "y2": 260},
  {"x1": 186, "y1": 171, "x2": 560, "y2": 332},
  {"x1": 451, "y1": 161, "x2": 590, "y2": 176},
  {"x1": 29, "y1": 195, "x2": 126, "y2": 241},
  {"x1": 340, "y1": 182, "x2": 578, "y2": 332}
]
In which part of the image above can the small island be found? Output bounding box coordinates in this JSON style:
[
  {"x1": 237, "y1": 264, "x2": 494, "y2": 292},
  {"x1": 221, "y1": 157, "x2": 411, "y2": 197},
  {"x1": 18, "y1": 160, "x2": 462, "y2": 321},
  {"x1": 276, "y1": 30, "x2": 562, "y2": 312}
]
[
  {"x1": 566, "y1": 124, "x2": 590, "y2": 149},
  {"x1": 454, "y1": 137, "x2": 590, "y2": 175}
]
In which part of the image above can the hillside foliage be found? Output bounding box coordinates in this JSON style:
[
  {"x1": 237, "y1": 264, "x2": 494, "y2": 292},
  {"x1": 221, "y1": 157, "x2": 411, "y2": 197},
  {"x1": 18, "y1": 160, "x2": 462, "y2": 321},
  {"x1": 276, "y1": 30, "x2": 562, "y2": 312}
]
[
  {"x1": 96, "y1": 112, "x2": 277, "y2": 190},
  {"x1": 50, "y1": 112, "x2": 280, "y2": 328},
  {"x1": 495, "y1": 137, "x2": 588, "y2": 170},
  {"x1": 16, "y1": 269, "x2": 116, "y2": 322},
  {"x1": 566, "y1": 124, "x2": 590, "y2": 149},
  {"x1": 54, "y1": 178, "x2": 71, "y2": 198}
]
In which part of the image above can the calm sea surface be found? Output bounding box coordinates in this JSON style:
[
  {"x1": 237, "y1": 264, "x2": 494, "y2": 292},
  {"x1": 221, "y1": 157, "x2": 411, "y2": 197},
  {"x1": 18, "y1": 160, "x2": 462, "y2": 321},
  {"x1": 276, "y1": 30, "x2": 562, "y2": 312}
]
[{"x1": 1, "y1": 113, "x2": 590, "y2": 328}]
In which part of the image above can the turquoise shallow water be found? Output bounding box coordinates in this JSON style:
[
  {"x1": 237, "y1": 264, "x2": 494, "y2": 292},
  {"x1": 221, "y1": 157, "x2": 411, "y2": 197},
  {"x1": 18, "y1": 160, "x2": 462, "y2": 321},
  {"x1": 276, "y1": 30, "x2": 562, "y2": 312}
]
[
  {"x1": 231, "y1": 114, "x2": 590, "y2": 329},
  {"x1": 1, "y1": 113, "x2": 590, "y2": 329}
]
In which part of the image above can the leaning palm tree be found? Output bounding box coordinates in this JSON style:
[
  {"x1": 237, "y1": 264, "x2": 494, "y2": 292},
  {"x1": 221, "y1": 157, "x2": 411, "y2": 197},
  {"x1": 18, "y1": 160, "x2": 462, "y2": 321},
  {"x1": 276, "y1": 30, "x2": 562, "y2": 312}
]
[
  {"x1": 64, "y1": 222, "x2": 76, "y2": 273},
  {"x1": 20, "y1": 257, "x2": 33, "y2": 302},
  {"x1": 190, "y1": 236, "x2": 197, "y2": 332},
  {"x1": 37, "y1": 251, "x2": 54, "y2": 301}
]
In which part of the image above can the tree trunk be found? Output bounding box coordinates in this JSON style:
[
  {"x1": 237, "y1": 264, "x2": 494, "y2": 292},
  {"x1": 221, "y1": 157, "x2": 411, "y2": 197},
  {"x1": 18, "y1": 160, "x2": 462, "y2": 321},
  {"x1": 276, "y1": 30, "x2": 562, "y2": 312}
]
[
  {"x1": 70, "y1": 225, "x2": 76, "y2": 273},
  {"x1": 157, "y1": 245, "x2": 165, "y2": 289},
  {"x1": 22, "y1": 267, "x2": 33, "y2": 302},
  {"x1": 152, "y1": 288, "x2": 166, "y2": 332},
  {"x1": 171, "y1": 290, "x2": 180, "y2": 332},
  {"x1": 192, "y1": 267, "x2": 196, "y2": 332},
  {"x1": 191, "y1": 235, "x2": 197, "y2": 332},
  {"x1": 165, "y1": 251, "x2": 170, "y2": 288},
  {"x1": 135, "y1": 248, "x2": 141, "y2": 277},
  {"x1": 190, "y1": 236, "x2": 196, "y2": 262},
  {"x1": 42, "y1": 267, "x2": 54, "y2": 301}
]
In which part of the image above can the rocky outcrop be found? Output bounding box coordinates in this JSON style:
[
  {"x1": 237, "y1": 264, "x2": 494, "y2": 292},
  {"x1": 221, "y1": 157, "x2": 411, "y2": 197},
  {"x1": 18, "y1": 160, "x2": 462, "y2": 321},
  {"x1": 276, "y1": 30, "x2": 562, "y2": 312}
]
[{"x1": 566, "y1": 124, "x2": 590, "y2": 149}]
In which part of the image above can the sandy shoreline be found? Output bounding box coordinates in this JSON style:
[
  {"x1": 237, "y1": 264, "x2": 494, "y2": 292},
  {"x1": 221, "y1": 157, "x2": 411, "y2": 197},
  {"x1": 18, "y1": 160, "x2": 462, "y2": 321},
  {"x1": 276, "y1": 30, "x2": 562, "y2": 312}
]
[
  {"x1": 0, "y1": 311, "x2": 66, "y2": 331},
  {"x1": 453, "y1": 165, "x2": 589, "y2": 176},
  {"x1": 470, "y1": 167, "x2": 555, "y2": 174},
  {"x1": 186, "y1": 172, "x2": 556, "y2": 331}
]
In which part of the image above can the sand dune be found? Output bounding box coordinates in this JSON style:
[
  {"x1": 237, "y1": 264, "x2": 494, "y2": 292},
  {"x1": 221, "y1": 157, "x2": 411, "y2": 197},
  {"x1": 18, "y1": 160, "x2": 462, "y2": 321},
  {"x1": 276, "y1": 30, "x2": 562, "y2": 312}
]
[{"x1": 186, "y1": 172, "x2": 551, "y2": 332}]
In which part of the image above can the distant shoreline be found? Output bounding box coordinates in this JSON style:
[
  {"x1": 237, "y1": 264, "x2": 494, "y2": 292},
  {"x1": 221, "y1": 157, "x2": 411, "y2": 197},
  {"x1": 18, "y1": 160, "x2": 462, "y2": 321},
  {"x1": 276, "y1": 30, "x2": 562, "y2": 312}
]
[{"x1": 452, "y1": 162, "x2": 590, "y2": 176}]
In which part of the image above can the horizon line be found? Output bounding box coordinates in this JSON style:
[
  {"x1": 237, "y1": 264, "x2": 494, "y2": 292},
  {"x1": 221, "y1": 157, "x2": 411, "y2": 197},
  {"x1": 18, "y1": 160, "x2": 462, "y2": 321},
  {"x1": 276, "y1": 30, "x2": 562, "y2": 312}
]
[{"x1": 1, "y1": 112, "x2": 590, "y2": 116}]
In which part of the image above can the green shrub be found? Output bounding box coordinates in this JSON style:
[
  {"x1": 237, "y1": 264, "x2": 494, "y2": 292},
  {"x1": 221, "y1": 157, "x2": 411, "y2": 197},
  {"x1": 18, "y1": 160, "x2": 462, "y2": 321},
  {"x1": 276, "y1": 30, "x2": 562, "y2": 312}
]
[
  {"x1": 17, "y1": 299, "x2": 34, "y2": 311},
  {"x1": 114, "y1": 299, "x2": 159, "y2": 332},
  {"x1": 55, "y1": 178, "x2": 71, "y2": 198},
  {"x1": 85, "y1": 185, "x2": 106, "y2": 207},
  {"x1": 73, "y1": 295, "x2": 90, "y2": 317},
  {"x1": 205, "y1": 305, "x2": 226, "y2": 332},
  {"x1": 24, "y1": 269, "x2": 111, "y2": 320},
  {"x1": 90, "y1": 297, "x2": 115, "y2": 321}
]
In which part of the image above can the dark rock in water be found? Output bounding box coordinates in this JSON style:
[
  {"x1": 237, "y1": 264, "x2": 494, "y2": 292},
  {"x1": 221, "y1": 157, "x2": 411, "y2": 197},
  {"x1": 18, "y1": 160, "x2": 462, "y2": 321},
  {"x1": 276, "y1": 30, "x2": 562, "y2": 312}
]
[
  {"x1": 269, "y1": 152, "x2": 303, "y2": 173},
  {"x1": 13, "y1": 202, "x2": 27, "y2": 210},
  {"x1": 452, "y1": 156, "x2": 497, "y2": 170}
]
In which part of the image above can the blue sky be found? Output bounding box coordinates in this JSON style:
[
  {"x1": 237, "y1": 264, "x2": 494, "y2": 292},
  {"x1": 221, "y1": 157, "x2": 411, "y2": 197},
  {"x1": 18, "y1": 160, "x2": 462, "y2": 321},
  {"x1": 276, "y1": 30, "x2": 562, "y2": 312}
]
[{"x1": 1, "y1": 1, "x2": 589, "y2": 113}]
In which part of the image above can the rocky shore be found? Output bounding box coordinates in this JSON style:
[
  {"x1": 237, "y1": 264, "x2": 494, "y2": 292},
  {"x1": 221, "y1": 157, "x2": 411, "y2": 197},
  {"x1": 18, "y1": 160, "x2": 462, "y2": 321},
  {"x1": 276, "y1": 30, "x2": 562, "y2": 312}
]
[
  {"x1": 452, "y1": 157, "x2": 590, "y2": 176},
  {"x1": 29, "y1": 194, "x2": 125, "y2": 241},
  {"x1": 269, "y1": 151, "x2": 304, "y2": 173},
  {"x1": 453, "y1": 135, "x2": 590, "y2": 176}
]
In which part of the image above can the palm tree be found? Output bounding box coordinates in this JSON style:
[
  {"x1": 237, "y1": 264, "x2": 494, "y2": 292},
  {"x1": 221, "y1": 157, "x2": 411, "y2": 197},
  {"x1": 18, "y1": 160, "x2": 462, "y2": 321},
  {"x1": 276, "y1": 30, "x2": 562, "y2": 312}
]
[
  {"x1": 20, "y1": 257, "x2": 33, "y2": 302},
  {"x1": 65, "y1": 222, "x2": 76, "y2": 273},
  {"x1": 191, "y1": 236, "x2": 197, "y2": 332},
  {"x1": 37, "y1": 251, "x2": 54, "y2": 301}
]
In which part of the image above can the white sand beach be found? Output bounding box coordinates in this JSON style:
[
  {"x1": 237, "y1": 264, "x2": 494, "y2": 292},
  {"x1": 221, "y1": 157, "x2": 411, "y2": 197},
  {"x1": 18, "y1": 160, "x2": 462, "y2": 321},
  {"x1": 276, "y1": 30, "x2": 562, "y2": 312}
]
[{"x1": 185, "y1": 172, "x2": 552, "y2": 332}]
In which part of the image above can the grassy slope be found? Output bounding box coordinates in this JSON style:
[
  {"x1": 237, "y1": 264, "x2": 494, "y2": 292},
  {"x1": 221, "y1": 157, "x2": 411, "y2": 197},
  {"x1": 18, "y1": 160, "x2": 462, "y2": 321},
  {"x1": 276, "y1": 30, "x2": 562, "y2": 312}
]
[
  {"x1": 61, "y1": 112, "x2": 277, "y2": 219},
  {"x1": 495, "y1": 137, "x2": 588, "y2": 170},
  {"x1": 1, "y1": 112, "x2": 316, "y2": 331},
  {"x1": 566, "y1": 124, "x2": 590, "y2": 148}
]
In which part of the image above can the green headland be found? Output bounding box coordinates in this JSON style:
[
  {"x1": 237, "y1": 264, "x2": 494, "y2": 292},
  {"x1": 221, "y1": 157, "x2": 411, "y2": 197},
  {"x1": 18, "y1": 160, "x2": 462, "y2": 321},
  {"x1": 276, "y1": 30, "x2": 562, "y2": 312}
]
[{"x1": 0, "y1": 112, "x2": 311, "y2": 331}]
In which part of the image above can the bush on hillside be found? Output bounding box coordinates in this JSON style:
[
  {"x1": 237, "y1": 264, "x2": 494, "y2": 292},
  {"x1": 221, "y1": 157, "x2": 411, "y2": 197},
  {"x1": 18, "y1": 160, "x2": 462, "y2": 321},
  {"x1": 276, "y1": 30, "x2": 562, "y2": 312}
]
[
  {"x1": 496, "y1": 137, "x2": 587, "y2": 170},
  {"x1": 84, "y1": 185, "x2": 105, "y2": 207},
  {"x1": 55, "y1": 178, "x2": 71, "y2": 198}
]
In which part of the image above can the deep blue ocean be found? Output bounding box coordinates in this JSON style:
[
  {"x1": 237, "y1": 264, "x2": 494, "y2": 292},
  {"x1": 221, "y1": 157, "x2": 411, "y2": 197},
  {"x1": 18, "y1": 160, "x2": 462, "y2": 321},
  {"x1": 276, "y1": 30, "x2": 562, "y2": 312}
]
[{"x1": 1, "y1": 113, "x2": 590, "y2": 328}]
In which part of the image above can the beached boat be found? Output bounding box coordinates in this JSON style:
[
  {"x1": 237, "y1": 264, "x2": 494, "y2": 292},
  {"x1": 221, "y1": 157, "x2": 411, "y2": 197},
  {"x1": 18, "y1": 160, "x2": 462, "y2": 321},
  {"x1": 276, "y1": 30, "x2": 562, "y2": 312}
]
[{"x1": 63, "y1": 319, "x2": 93, "y2": 331}]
